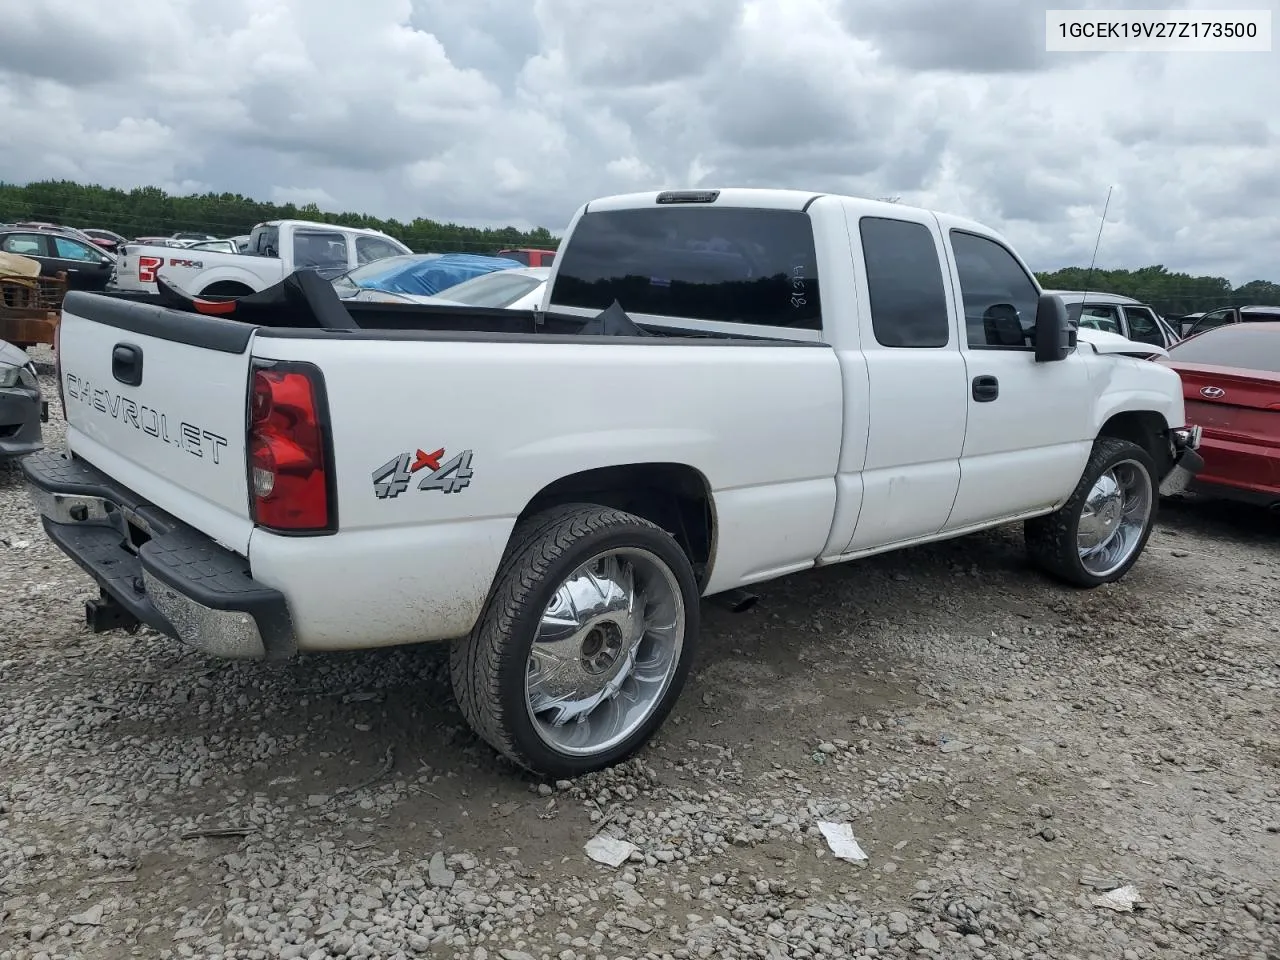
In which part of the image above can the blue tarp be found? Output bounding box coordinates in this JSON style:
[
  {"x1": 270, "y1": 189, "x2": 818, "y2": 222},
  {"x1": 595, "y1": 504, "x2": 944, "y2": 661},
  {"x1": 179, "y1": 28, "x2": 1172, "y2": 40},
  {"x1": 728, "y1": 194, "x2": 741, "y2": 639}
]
[{"x1": 353, "y1": 253, "x2": 525, "y2": 296}]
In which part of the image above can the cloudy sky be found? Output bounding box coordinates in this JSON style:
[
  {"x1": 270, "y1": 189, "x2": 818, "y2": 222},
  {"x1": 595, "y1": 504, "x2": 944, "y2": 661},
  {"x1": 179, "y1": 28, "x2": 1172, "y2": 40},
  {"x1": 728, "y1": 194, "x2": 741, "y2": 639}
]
[{"x1": 0, "y1": 0, "x2": 1276, "y2": 282}]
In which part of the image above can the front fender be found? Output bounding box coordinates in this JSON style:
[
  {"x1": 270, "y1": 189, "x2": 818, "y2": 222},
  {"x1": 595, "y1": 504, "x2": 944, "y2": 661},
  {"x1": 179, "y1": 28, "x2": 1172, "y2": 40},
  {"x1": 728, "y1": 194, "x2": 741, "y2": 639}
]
[{"x1": 1088, "y1": 355, "x2": 1187, "y2": 435}]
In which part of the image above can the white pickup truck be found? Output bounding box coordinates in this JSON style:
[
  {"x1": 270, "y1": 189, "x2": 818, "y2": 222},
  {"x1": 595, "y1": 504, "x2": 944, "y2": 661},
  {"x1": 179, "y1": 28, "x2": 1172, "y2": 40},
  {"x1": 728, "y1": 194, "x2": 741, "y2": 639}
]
[
  {"x1": 109, "y1": 219, "x2": 411, "y2": 298},
  {"x1": 23, "y1": 188, "x2": 1203, "y2": 779}
]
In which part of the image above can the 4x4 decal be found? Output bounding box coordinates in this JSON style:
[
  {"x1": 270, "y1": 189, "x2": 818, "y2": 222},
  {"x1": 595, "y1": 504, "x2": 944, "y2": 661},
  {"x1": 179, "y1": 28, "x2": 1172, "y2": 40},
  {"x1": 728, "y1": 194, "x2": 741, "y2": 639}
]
[{"x1": 372, "y1": 447, "x2": 474, "y2": 499}]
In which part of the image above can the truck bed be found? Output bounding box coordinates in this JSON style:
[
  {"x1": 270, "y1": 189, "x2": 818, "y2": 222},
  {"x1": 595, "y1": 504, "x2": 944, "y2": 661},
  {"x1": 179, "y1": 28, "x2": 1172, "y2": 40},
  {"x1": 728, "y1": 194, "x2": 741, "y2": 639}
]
[{"x1": 79, "y1": 269, "x2": 798, "y2": 344}]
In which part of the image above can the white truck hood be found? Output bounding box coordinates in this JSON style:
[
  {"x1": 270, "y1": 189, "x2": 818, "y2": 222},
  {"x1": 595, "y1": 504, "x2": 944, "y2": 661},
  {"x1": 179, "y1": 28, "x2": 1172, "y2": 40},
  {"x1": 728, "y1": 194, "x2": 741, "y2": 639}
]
[{"x1": 1075, "y1": 327, "x2": 1168, "y2": 359}]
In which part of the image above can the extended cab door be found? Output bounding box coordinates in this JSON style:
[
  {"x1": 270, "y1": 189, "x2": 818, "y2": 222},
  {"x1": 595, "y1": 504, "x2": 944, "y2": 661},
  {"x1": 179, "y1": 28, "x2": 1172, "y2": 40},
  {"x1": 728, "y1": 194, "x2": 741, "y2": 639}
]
[
  {"x1": 940, "y1": 223, "x2": 1093, "y2": 530},
  {"x1": 839, "y1": 205, "x2": 967, "y2": 552}
]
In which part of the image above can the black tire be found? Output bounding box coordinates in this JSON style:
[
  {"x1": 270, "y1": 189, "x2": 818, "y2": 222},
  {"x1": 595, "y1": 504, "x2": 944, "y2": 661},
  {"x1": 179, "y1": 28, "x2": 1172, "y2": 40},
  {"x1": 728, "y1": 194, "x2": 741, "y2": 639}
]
[
  {"x1": 450, "y1": 503, "x2": 700, "y2": 778},
  {"x1": 1025, "y1": 436, "x2": 1159, "y2": 588}
]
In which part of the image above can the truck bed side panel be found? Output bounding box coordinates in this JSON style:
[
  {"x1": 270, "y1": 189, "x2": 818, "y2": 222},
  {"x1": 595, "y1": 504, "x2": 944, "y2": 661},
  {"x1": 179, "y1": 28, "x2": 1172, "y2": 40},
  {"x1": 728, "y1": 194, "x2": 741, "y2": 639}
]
[{"x1": 248, "y1": 335, "x2": 845, "y2": 649}]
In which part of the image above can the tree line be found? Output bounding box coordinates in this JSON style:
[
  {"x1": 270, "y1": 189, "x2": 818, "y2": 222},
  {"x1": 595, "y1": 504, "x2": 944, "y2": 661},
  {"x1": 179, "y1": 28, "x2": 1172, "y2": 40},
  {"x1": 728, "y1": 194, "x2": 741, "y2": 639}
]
[
  {"x1": 3, "y1": 181, "x2": 1276, "y2": 315},
  {"x1": 0, "y1": 180, "x2": 558, "y2": 255},
  {"x1": 1034, "y1": 264, "x2": 1280, "y2": 317}
]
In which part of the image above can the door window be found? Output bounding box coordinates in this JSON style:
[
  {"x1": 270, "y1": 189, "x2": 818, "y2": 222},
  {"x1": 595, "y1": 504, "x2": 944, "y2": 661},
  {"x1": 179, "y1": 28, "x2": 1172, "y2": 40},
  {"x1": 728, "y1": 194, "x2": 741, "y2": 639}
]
[
  {"x1": 950, "y1": 231, "x2": 1039, "y2": 349},
  {"x1": 2, "y1": 233, "x2": 46, "y2": 256},
  {"x1": 356, "y1": 235, "x2": 407, "y2": 265},
  {"x1": 1073, "y1": 304, "x2": 1122, "y2": 335},
  {"x1": 858, "y1": 216, "x2": 949, "y2": 347},
  {"x1": 292, "y1": 230, "x2": 349, "y2": 269},
  {"x1": 1121, "y1": 306, "x2": 1165, "y2": 346},
  {"x1": 1188, "y1": 308, "x2": 1234, "y2": 337},
  {"x1": 52, "y1": 237, "x2": 100, "y2": 261}
]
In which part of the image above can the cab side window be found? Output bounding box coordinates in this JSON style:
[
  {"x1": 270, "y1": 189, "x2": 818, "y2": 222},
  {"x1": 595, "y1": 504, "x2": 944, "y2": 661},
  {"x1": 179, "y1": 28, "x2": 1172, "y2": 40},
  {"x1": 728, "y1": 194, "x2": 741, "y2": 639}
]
[
  {"x1": 859, "y1": 217, "x2": 949, "y2": 348},
  {"x1": 950, "y1": 231, "x2": 1039, "y2": 349},
  {"x1": 356, "y1": 236, "x2": 406, "y2": 265},
  {"x1": 1077, "y1": 305, "x2": 1121, "y2": 335}
]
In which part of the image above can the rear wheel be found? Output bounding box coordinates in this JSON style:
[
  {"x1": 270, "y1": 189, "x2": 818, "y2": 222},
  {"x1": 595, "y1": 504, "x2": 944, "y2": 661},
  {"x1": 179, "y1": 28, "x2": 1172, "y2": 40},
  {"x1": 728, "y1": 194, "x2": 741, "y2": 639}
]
[
  {"x1": 450, "y1": 503, "x2": 699, "y2": 778},
  {"x1": 1025, "y1": 437, "x2": 1158, "y2": 588}
]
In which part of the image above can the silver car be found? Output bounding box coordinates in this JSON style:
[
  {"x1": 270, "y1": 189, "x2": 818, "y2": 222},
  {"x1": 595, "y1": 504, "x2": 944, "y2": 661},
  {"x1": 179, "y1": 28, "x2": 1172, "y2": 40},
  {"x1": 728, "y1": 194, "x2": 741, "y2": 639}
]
[{"x1": 1043, "y1": 290, "x2": 1181, "y2": 350}]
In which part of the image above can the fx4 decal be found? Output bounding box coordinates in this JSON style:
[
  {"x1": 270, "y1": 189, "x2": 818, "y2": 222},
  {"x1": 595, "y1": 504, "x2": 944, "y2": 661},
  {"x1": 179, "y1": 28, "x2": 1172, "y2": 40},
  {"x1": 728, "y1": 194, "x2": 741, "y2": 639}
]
[{"x1": 372, "y1": 447, "x2": 474, "y2": 499}]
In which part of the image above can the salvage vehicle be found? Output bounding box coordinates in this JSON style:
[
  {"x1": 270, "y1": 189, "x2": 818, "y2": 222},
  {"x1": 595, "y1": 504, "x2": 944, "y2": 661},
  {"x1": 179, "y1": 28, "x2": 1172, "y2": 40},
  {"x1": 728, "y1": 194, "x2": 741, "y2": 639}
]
[
  {"x1": 0, "y1": 339, "x2": 46, "y2": 462},
  {"x1": 1160, "y1": 322, "x2": 1280, "y2": 508},
  {"x1": 80, "y1": 228, "x2": 129, "y2": 255},
  {"x1": 422, "y1": 266, "x2": 550, "y2": 310},
  {"x1": 497, "y1": 247, "x2": 557, "y2": 268},
  {"x1": 1045, "y1": 290, "x2": 1181, "y2": 350},
  {"x1": 110, "y1": 220, "x2": 411, "y2": 298},
  {"x1": 21, "y1": 188, "x2": 1203, "y2": 778},
  {"x1": 1181, "y1": 304, "x2": 1280, "y2": 339},
  {"x1": 0, "y1": 229, "x2": 115, "y2": 291},
  {"x1": 330, "y1": 253, "x2": 525, "y2": 304}
]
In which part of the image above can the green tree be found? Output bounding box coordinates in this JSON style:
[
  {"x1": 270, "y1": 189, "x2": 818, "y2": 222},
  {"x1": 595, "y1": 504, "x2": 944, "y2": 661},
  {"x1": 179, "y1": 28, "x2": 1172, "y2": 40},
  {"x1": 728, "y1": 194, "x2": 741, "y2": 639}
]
[
  {"x1": 1035, "y1": 263, "x2": 1278, "y2": 317},
  {"x1": 0, "y1": 179, "x2": 560, "y2": 255}
]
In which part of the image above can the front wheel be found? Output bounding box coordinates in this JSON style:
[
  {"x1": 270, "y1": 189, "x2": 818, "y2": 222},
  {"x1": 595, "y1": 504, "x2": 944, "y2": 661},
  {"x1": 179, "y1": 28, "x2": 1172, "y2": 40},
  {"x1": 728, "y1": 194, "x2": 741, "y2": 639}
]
[
  {"x1": 450, "y1": 503, "x2": 700, "y2": 778},
  {"x1": 1025, "y1": 437, "x2": 1158, "y2": 588}
]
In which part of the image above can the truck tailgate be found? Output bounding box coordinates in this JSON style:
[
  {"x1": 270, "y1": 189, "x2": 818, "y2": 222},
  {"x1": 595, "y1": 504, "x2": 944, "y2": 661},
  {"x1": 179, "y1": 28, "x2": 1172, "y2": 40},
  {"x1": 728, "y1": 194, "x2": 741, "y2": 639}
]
[{"x1": 58, "y1": 295, "x2": 255, "y2": 554}]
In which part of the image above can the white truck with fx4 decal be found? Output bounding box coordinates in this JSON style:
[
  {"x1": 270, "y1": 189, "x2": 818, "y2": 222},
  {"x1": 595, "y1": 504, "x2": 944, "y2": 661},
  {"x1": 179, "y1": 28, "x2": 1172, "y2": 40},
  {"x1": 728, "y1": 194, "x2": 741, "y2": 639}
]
[
  {"x1": 110, "y1": 219, "x2": 411, "y2": 299},
  {"x1": 24, "y1": 188, "x2": 1203, "y2": 779}
]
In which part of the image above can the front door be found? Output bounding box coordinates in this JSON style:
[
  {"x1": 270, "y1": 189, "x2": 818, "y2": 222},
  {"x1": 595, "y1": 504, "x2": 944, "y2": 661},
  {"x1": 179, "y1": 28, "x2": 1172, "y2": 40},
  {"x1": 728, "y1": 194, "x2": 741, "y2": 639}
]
[
  {"x1": 47, "y1": 236, "x2": 114, "y2": 290},
  {"x1": 1120, "y1": 305, "x2": 1172, "y2": 349},
  {"x1": 1186, "y1": 307, "x2": 1236, "y2": 338},
  {"x1": 941, "y1": 227, "x2": 1094, "y2": 530}
]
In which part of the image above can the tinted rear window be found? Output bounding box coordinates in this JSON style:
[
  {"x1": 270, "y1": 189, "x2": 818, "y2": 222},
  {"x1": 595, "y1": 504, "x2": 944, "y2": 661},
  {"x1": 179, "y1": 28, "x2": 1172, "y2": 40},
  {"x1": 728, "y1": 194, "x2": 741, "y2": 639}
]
[
  {"x1": 1168, "y1": 324, "x2": 1280, "y2": 373},
  {"x1": 550, "y1": 207, "x2": 821, "y2": 330}
]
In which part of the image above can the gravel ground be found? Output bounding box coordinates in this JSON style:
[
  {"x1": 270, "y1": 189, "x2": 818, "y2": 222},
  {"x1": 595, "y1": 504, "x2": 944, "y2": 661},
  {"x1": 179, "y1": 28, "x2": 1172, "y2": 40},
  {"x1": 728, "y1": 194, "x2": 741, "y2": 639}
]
[{"x1": 2, "y1": 357, "x2": 1277, "y2": 960}]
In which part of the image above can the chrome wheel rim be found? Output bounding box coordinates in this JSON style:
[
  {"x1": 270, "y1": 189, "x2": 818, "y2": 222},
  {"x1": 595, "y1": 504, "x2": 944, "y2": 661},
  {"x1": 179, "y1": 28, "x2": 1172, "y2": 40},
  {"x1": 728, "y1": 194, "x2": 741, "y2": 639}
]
[
  {"x1": 1076, "y1": 459, "x2": 1153, "y2": 577},
  {"x1": 524, "y1": 547, "x2": 685, "y2": 758}
]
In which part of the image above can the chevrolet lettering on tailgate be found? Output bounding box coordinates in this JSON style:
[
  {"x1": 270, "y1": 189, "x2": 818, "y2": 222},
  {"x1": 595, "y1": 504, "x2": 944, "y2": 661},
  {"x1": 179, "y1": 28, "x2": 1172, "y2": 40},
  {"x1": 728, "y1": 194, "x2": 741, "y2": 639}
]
[{"x1": 64, "y1": 372, "x2": 230, "y2": 463}]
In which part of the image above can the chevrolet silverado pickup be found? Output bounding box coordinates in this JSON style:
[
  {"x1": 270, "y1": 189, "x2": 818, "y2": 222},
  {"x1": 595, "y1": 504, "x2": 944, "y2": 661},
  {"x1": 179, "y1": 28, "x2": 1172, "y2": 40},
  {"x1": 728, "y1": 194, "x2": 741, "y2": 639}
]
[
  {"x1": 23, "y1": 188, "x2": 1203, "y2": 778},
  {"x1": 110, "y1": 219, "x2": 411, "y2": 298}
]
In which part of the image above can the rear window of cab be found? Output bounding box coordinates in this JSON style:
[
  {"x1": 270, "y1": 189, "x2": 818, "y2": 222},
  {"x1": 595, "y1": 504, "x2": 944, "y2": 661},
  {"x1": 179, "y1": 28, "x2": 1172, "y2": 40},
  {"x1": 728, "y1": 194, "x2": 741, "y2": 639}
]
[{"x1": 549, "y1": 207, "x2": 821, "y2": 331}]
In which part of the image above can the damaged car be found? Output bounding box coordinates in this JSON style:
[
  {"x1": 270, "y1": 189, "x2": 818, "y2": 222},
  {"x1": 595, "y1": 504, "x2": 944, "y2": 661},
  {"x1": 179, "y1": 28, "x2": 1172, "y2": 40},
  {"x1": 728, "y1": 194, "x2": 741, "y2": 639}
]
[{"x1": 0, "y1": 340, "x2": 46, "y2": 464}]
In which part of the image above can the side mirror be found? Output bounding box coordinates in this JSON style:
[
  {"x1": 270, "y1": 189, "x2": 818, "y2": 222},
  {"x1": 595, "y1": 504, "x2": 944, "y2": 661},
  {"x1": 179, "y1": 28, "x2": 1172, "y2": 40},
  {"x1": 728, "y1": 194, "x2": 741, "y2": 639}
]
[{"x1": 1034, "y1": 293, "x2": 1072, "y2": 362}]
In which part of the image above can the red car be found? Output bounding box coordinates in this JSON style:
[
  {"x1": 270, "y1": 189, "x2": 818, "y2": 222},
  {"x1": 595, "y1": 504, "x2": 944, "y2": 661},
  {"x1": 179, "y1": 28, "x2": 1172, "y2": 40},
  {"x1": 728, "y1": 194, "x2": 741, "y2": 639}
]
[
  {"x1": 1160, "y1": 321, "x2": 1280, "y2": 508},
  {"x1": 497, "y1": 247, "x2": 557, "y2": 267}
]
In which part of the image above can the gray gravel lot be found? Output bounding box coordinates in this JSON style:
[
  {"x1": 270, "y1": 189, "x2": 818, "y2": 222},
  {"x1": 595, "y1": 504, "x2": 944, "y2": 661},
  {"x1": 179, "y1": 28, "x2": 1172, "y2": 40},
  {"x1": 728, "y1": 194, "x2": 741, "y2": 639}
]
[{"x1": 2, "y1": 359, "x2": 1277, "y2": 960}]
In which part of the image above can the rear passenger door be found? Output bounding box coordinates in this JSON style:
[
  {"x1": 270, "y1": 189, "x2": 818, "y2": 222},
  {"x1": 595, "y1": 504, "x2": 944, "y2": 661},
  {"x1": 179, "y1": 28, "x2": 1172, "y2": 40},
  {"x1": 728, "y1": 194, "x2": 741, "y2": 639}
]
[
  {"x1": 942, "y1": 227, "x2": 1093, "y2": 530},
  {"x1": 842, "y1": 209, "x2": 967, "y2": 552}
]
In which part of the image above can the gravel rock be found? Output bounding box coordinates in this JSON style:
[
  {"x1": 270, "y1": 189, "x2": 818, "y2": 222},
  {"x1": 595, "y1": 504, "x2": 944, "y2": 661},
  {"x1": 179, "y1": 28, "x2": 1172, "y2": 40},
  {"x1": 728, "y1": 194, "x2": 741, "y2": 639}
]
[{"x1": 0, "y1": 375, "x2": 1276, "y2": 960}]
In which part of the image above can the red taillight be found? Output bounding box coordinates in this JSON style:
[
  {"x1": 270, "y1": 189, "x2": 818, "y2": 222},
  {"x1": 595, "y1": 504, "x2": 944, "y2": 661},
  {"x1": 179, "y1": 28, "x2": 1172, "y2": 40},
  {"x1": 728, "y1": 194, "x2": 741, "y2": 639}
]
[
  {"x1": 246, "y1": 362, "x2": 334, "y2": 532},
  {"x1": 137, "y1": 255, "x2": 163, "y2": 284}
]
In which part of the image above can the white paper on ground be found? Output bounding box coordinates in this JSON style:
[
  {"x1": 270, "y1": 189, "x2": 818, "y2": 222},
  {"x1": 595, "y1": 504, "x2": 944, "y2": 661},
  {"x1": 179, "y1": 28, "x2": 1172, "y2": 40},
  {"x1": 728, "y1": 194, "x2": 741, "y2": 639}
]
[
  {"x1": 817, "y1": 821, "x2": 869, "y2": 862},
  {"x1": 1091, "y1": 885, "x2": 1142, "y2": 912},
  {"x1": 583, "y1": 834, "x2": 637, "y2": 867}
]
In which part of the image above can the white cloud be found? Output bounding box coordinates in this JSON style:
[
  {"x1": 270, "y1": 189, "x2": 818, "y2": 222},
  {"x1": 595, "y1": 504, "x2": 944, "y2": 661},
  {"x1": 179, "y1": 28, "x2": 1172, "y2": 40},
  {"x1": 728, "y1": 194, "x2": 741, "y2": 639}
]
[
  {"x1": 0, "y1": 0, "x2": 1275, "y2": 282},
  {"x1": 269, "y1": 186, "x2": 340, "y2": 209}
]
